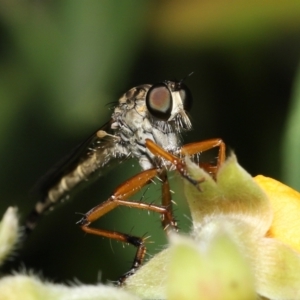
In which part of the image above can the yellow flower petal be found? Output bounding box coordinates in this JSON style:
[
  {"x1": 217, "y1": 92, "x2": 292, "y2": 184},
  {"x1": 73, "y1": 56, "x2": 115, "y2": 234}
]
[{"x1": 254, "y1": 175, "x2": 300, "y2": 253}]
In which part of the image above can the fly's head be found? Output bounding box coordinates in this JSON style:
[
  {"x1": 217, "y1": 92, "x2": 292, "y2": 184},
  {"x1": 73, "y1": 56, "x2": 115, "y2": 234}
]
[
  {"x1": 113, "y1": 80, "x2": 193, "y2": 135},
  {"x1": 145, "y1": 80, "x2": 193, "y2": 133}
]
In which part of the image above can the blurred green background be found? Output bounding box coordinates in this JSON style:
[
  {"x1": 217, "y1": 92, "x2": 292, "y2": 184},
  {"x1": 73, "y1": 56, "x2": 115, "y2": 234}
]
[{"x1": 1, "y1": 0, "x2": 300, "y2": 284}]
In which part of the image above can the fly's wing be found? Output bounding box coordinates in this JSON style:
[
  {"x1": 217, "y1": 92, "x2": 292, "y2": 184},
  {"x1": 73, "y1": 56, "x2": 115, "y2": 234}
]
[{"x1": 27, "y1": 120, "x2": 129, "y2": 233}]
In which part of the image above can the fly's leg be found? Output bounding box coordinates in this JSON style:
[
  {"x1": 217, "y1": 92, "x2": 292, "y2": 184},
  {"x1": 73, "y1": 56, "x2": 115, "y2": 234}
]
[
  {"x1": 158, "y1": 169, "x2": 178, "y2": 233},
  {"x1": 145, "y1": 139, "x2": 204, "y2": 186},
  {"x1": 180, "y1": 138, "x2": 226, "y2": 178},
  {"x1": 77, "y1": 168, "x2": 177, "y2": 285},
  {"x1": 145, "y1": 138, "x2": 226, "y2": 185},
  {"x1": 181, "y1": 138, "x2": 225, "y2": 169}
]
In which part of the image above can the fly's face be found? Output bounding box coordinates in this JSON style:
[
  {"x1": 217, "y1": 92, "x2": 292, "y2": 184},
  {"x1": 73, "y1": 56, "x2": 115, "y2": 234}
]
[{"x1": 145, "y1": 80, "x2": 193, "y2": 131}]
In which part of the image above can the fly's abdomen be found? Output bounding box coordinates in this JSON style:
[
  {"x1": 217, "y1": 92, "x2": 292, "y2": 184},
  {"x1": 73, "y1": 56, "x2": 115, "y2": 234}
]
[{"x1": 25, "y1": 144, "x2": 123, "y2": 233}]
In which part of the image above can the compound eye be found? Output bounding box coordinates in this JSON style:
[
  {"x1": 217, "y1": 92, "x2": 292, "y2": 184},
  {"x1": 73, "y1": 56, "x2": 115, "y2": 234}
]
[
  {"x1": 179, "y1": 83, "x2": 193, "y2": 112},
  {"x1": 146, "y1": 83, "x2": 172, "y2": 120}
]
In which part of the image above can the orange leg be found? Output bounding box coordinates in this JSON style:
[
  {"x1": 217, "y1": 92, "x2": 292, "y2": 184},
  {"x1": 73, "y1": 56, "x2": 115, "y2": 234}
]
[
  {"x1": 181, "y1": 138, "x2": 226, "y2": 177},
  {"x1": 77, "y1": 168, "x2": 177, "y2": 284},
  {"x1": 145, "y1": 138, "x2": 226, "y2": 182},
  {"x1": 181, "y1": 138, "x2": 225, "y2": 168}
]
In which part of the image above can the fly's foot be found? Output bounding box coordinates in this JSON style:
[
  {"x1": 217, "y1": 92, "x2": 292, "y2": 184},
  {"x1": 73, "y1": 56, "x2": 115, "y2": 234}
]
[
  {"x1": 76, "y1": 215, "x2": 90, "y2": 226},
  {"x1": 116, "y1": 237, "x2": 146, "y2": 285},
  {"x1": 117, "y1": 245, "x2": 146, "y2": 286},
  {"x1": 190, "y1": 175, "x2": 205, "y2": 191},
  {"x1": 117, "y1": 268, "x2": 138, "y2": 286},
  {"x1": 163, "y1": 221, "x2": 179, "y2": 234},
  {"x1": 176, "y1": 161, "x2": 205, "y2": 190},
  {"x1": 161, "y1": 212, "x2": 178, "y2": 233},
  {"x1": 171, "y1": 218, "x2": 179, "y2": 232}
]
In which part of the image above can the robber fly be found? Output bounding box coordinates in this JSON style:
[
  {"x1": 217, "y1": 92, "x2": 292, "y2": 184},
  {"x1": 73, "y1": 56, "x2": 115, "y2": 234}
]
[{"x1": 26, "y1": 79, "x2": 225, "y2": 284}]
